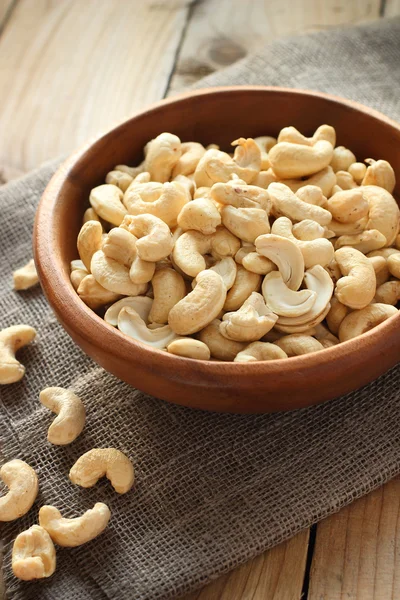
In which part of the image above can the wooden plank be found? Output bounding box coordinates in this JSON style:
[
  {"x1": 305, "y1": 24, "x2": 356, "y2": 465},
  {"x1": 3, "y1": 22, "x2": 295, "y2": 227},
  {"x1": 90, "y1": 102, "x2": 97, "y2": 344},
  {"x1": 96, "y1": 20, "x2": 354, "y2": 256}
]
[
  {"x1": 168, "y1": 0, "x2": 382, "y2": 95},
  {"x1": 0, "y1": 0, "x2": 191, "y2": 173},
  {"x1": 181, "y1": 529, "x2": 309, "y2": 600},
  {"x1": 308, "y1": 477, "x2": 400, "y2": 600},
  {"x1": 383, "y1": 0, "x2": 400, "y2": 15}
]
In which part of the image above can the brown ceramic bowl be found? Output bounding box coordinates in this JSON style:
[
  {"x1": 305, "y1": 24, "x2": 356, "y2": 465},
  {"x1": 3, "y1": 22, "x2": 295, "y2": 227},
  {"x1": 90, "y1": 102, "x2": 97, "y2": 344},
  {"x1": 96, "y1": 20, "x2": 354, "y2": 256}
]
[{"x1": 34, "y1": 86, "x2": 400, "y2": 413}]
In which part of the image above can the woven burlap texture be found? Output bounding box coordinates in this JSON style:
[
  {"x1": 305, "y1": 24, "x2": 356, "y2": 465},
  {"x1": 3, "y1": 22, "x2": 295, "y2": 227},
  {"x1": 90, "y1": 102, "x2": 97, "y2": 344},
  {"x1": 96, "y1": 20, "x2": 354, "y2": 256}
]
[{"x1": 1, "y1": 16, "x2": 400, "y2": 600}]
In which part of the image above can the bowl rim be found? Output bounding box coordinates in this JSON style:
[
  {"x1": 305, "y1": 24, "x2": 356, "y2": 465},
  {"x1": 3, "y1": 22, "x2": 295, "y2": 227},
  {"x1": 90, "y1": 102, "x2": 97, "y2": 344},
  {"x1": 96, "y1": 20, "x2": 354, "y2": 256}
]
[{"x1": 34, "y1": 85, "x2": 400, "y2": 378}]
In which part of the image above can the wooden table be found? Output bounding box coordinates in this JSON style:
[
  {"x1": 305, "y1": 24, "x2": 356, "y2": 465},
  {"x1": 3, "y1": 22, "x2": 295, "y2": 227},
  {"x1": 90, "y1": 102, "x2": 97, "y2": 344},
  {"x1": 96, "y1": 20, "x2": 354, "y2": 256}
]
[{"x1": 1, "y1": 1, "x2": 400, "y2": 598}]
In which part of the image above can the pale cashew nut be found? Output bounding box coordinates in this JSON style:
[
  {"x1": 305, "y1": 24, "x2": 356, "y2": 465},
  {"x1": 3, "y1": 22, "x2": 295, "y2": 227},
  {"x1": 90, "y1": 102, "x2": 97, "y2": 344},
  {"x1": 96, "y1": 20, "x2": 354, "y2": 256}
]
[
  {"x1": 348, "y1": 162, "x2": 367, "y2": 185},
  {"x1": 335, "y1": 229, "x2": 387, "y2": 254},
  {"x1": 173, "y1": 229, "x2": 240, "y2": 277},
  {"x1": 12, "y1": 525, "x2": 56, "y2": 581},
  {"x1": 369, "y1": 255, "x2": 390, "y2": 287},
  {"x1": 105, "y1": 296, "x2": 153, "y2": 326},
  {"x1": 268, "y1": 183, "x2": 332, "y2": 226},
  {"x1": 262, "y1": 271, "x2": 317, "y2": 317},
  {"x1": 70, "y1": 267, "x2": 88, "y2": 291},
  {"x1": 102, "y1": 227, "x2": 137, "y2": 267},
  {"x1": 235, "y1": 246, "x2": 276, "y2": 275},
  {"x1": 69, "y1": 448, "x2": 134, "y2": 494},
  {"x1": 281, "y1": 166, "x2": 336, "y2": 198},
  {"x1": 39, "y1": 502, "x2": 110, "y2": 547},
  {"x1": 120, "y1": 214, "x2": 173, "y2": 262},
  {"x1": 78, "y1": 220, "x2": 103, "y2": 271},
  {"x1": 326, "y1": 189, "x2": 369, "y2": 223},
  {"x1": 144, "y1": 132, "x2": 181, "y2": 182},
  {"x1": 362, "y1": 186, "x2": 400, "y2": 246},
  {"x1": 252, "y1": 168, "x2": 279, "y2": 189},
  {"x1": 105, "y1": 170, "x2": 133, "y2": 192},
  {"x1": 149, "y1": 267, "x2": 186, "y2": 324},
  {"x1": 334, "y1": 246, "x2": 376, "y2": 309},
  {"x1": 335, "y1": 170, "x2": 358, "y2": 190},
  {"x1": 224, "y1": 265, "x2": 261, "y2": 311},
  {"x1": 328, "y1": 215, "x2": 368, "y2": 237},
  {"x1": 77, "y1": 274, "x2": 121, "y2": 309},
  {"x1": 177, "y1": 197, "x2": 221, "y2": 234},
  {"x1": 362, "y1": 159, "x2": 396, "y2": 193},
  {"x1": 0, "y1": 324, "x2": 37, "y2": 384},
  {"x1": 129, "y1": 255, "x2": 156, "y2": 285},
  {"x1": 211, "y1": 181, "x2": 270, "y2": 210},
  {"x1": 292, "y1": 220, "x2": 333, "y2": 241},
  {"x1": 277, "y1": 125, "x2": 336, "y2": 147},
  {"x1": 220, "y1": 292, "x2": 278, "y2": 342},
  {"x1": 221, "y1": 206, "x2": 270, "y2": 243},
  {"x1": 167, "y1": 338, "x2": 210, "y2": 360},
  {"x1": 374, "y1": 281, "x2": 400, "y2": 305},
  {"x1": 313, "y1": 323, "x2": 339, "y2": 345},
  {"x1": 82, "y1": 207, "x2": 102, "y2": 225},
  {"x1": 0, "y1": 459, "x2": 38, "y2": 521},
  {"x1": 197, "y1": 319, "x2": 246, "y2": 360},
  {"x1": 114, "y1": 163, "x2": 145, "y2": 178},
  {"x1": 194, "y1": 138, "x2": 261, "y2": 187},
  {"x1": 255, "y1": 233, "x2": 305, "y2": 290},
  {"x1": 330, "y1": 146, "x2": 356, "y2": 172},
  {"x1": 295, "y1": 185, "x2": 327, "y2": 208},
  {"x1": 388, "y1": 253, "x2": 400, "y2": 279},
  {"x1": 91, "y1": 251, "x2": 148, "y2": 295},
  {"x1": 326, "y1": 296, "x2": 349, "y2": 335},
  {"x1": 234, "y1": 341, "x2": 287, "y2": 362},
  {"x1": 39, "y1": 387, "x2": 86, "y2": 445},
  {"x1": 210, "y1": 227, "x2": 241, "y2": 260},
  {"x1": 254, "y1": 136, "x2": 277, "y2": 169},
  {"x1": 269, "y1": 140, "x2": 333, "y2": 179},
  {"x1": 325, "y1": 258, "x2": 341, "y2": 284},
  {"x1": 172, "y1": 141, "x2": 205, "y2": 177},
  {"x1": 275, "y1": 334, "x2": 324, "y2": 356},
  {"x1": 271, "y1": 217, "x2": 334, "y2": 268},
  {"x1": 124, "y1": 181, "x2": 188, "y2": 228},
  {"x1": 13, "y1": 259, "x2": 39, "y2": 291},
  {"x1": 168, "y1": 270, "x2": 226, "y2": 335},
  {"x1": 89, "y1": 184, "x2": 127, "y2": 226},
  {"x1": 338, "y1": 303, "x2": 398, "y2": 342},
  {"x1": 118, "y1": 307, "x2": 180, "y2": 348}
]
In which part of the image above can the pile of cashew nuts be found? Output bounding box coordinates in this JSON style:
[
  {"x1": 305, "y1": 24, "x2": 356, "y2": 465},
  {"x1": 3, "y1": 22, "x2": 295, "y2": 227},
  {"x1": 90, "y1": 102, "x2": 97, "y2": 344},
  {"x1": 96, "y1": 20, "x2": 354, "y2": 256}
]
[
  {"x1": 0, "y1": 330, "x2": 134, "y2": 581},
  {"x1": 70, "y1": 127, "x2": 400, "y2": 361}
]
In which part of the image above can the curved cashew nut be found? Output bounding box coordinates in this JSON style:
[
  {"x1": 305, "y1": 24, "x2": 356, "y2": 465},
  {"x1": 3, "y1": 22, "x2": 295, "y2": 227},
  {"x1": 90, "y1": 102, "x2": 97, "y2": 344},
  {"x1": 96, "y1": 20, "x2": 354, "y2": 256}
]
[
  {"x1": 118, "y1": 307, "x2": 179, "y2": 348},
  {"x1": 262, "y1": 271, "x2": 317, "y2": 317},
  {"x1": 172, "y1": 141, "x2": 205, "y2": 177},
  {"x1": 0, "y1": 324, "x2": 37, "y2": 384},
  {"x1": 362, "y1": 186, "x2": 400, "y2": 246},
  {"x1": 124, "y1": 181, "x2": 188, "y2": 228},
  {"x1": 338, "y1": 303, "x2": 398, "y2": 342},
  {"x1": 329, "y1": 215, "x2": 368, "y2": 237},
  {"x1": 89, "y1": 184, "x2": 127, "y2": 226},
  {"x1": 77, "y1": 274, "x2": 121, "y2": 310},
  {"x1": 234, "y1": 341, "x2": 287, "y2": 362},
  {"x1": 77, "y1": 220, "x2": 103, "y2": 272},
  {"x1": 39, "y1": 387, "x2": 86, "y2": 445},
  {"x1": 269, "y1": 140, "x2": 333, "y2": 179},
  {"x1": 83, "y1": 207, "x2": 102, "y2": 225},
  {"x1": 210, "y1": 227, "x2": 241, "y2": 259},
  {"x1": 280, "y1": 166, "x2": 336, "y2": 198},
  {"x1": 369, "y1": 255, "x2": 390, "y2": 287},
  {"x1": 168, "y1": 270, "x2": 226, "y2": 335},
  {"x1": 348, "y1": 162, "x2": 367, "y2": 185},
  {"x1": 254, "y1": 136, "x2": 277, "y2": 169},
  {"x1": 197, "y1": 319, "x2": 246, "y2": 360},
  {"x1": 235, "y1": 245, "x2": 276, "y2": 275},
  {"x1": 362, "y1": 159, "x2": 396, "y2": 193},
  {"x1": 295, "y1": 185, "x2": 327, "y2": 208},
  {"x1": 177, "y1": 197, "x2": 221, "y2": 234},
  {"x1": 105, "y1": 296, "x2": 153, "y2": 326},
  {"x1": 167, "y1": 338, "x2": 210, "y2": 360},
  {"x1": 277, "y1": 125, "x2": 336, "y2": 147},
  {"x1": 149, "y1": 267, "x2": 186, "y2": 324},
  {"x1": 70, "y1": 267, "x2": 88, "y2": 291},
  {"x1": 330, "y1": 146, "x2": 356, "y2": 172},
  {"x1": 335, "y1": 246, "x2": 376, "y2": 309},
  {"x1": 220, "y1": 292, "x2": 278, "y2": 342},
  {"x1": 292, "y1": 220, "x2": 332, "y2": 241},
  {"x1": 269, "y1": 183, "x2": 332, "y2": 226},
  {"x1": 194, "y1": 138, "x2": 261, "y2": 187},
  {"x1": 221, "y1": 206, "x2": 270, "y2": 243},
  {"x1": 224, "y1": 265, "x2": 261, "y2": 311},
  {"x1": 207, "y1": 257, "x2": 237, "y2": 290},
  {"x1": 0, "y1": 459, "x2": 38, "y2": 521},
  {"x1": 255, "y1": 233, "x2": 305, "y2": 290},
  {"x1": 39, "y1": 502, "x2": 110, "y2": 547},
  {"x1": 336, "y1": 170, "x2": 358, "y2": 190},
  {"x1": 173, "y1": 229, "x2": 240, "y2": 277},
  {"x1": 387, "y1": 253, "x2": 400, "y2": 279},
  {"x1": 144, "y1": 132, "x2": 181, "y2": 182},
  {"x1": 102, "y1": 227, "x2": 137, "y2": 267},
  {"x1": 210, "y1": 181, "x2": 270, "y2": 210},
  {"x1": 70, "y1": 448, "x2": 134, "y2": 494},
  {"x1": 114, "y1": 162, "x2": 145, "y2": 179},
  {"x1": 12, "y1": 525, "x2": 56, "y2": 581},
  {"x1": 13, "y1": 259, "x2": 39, "y2": 291},
  {"x1": 326, "y1": 296, "x2": 349, "y2": 335},
  {"x1": 374, "y1": 280, "x2": 400, "y2": 305},
  {"x1": 105, "y1": 170, "x2": 133, "y2": 192},
  {"x1": 120, "y1": 214, "x2": 173, "y2": 262},
  {"x1": 274, "y1": 334, "x2": 324, "y2": 356},
  {"x1": 335, "y1": 229, "x2": 387, "y2": 254},
  {"x1": 91, "y1": 251, "x2": 148, "y2": 296},
  {"x1": 326, "y1": 189, "x2": 369, "y2": 223},
  {"x1": 271, "y1": 217, "x2": 334, "y2": 268}
]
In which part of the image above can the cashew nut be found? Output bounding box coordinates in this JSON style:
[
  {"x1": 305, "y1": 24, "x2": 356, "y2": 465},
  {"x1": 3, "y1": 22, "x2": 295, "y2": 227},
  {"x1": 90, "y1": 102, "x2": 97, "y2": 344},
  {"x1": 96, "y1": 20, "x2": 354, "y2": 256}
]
[
  {"x1": 338, "y1": 303, "x2": 398, "y2": 342},
  {"x1": 118, "y1": 307, "x2": 179, "y2": 348},
  {"x1": 220, "y1": 292, "x2": 278, "y2": 342},
  {"x1": 254, "y1": 136, "x2": 277, "y2": 169},
  {"x1": 275, "y1": 334, "x2": 324, "y2": 356},
  {"x1": 120, "y1": 213, "x2": 173, "y2": 263},
  {"x1": 172, "y1": 141, "x2": 205, "y2": 177},
  {"x1": 106, "y1": 170, "x2": 133, "y2": 192},
  {"x1": 144, "y1": 132, "x2": 181, "y2": 182},
  {"x1": 388, "y1": 253, "x2": 400, "y2": 279},
  {"x1": 271, "y1": 217, "x2": 334, "y2": 268},
  {"x1": 235, "y1": 245, "x2": 276, "y2": 275},
  {"x1": 374, "y1": 280, "x2": 400, "y2": 305},
  {"x1": 124, "y1": 180, "x2": 188, "y2": 228},
  {"x1": 172, "y1": 229, "x2": 240, "y2": 277},
  {"x1": 330, "y1": 146, "x2": 356, "y2": 172},
  {"x1": 234, "y1": 341, "x2": 287, "y2": 362},
  {"x1": 326, "y1": 189, "x2": 369, "y2": 223},
  {"x1": 281, "y1": 166, "x2": 336, "y2": 198},
  {"x1": 328, "y1": 215, "x2": 368, "y2": 237},
  {"x1": 262, "y1": 271, "x2": 317, "y2": 317},
  {"x1": 13, "y1": 259, "x2": 39, "y2": 291},
  {"x1": 255, "y1": 233, "x2": 305, "y2": 290},
  {"x1": 348, "y1": 162, "x2": 367, "y2": 185},
  {"x1": 83, "y1": 207, "x2": 102, "y2": 225},
  {"x1": 277, "y1": 125, "x2": 336, "y2": 147},
  {"x1": 177, "y1": 197, "x2": 221, "y2": 234},
  {"x1": 91, "y1": 251, "x2": 148, "y2": 296},
  {"x1": 149, "y1": 267, "x2": 186, "y2": 324},
  {"x1": 268, "y1": 183, "x2": 332, "y2": 226},
  {"x1": 114, "y1": 163, "x2": 145, "y2": 179},
  {"x1": 89, "y1": 184, "x2": 127, "y2": 226},
  {"x1": 210, "y1": 226, "x2": 241, "y2": 259},
  {"x1": 369, "y1": 255, "x2": 390, "y2": 287},
  {"x1": 221, "y1": 206, "x2": 270, "y2": 243},
  {"x1": 168, "y1": 270, "x2": 226, "y2": 335},
  {"x1": 102, "y1": 227, "x2": 137, "y2": 267},
  {"x1": 197, "y1": 319, "x2": 246, "y2": 360},
  {"x1": 295, "y1": 185, "x2": 328, "y2": 208},
  {"x1": 70, "y1": 267, "x2": 88, "y2": 291},
  {"x1": 77, "y1": 274, "x2": 121, "y2": 309},
  {"x1": 326, "y1": 296, "x2": 349, "y2": 335},
  {"x1": 78, "y1": 220, "x2": 103, "y2": 271},
  {"x1": 335, "y1": 246, "x2": 376, "y2": 309},
  {"x1": 0, "y1": 324, "x2": 37, "y2": 384},
  {"x1": 194, "y1": 138, "x2": 261, "y2": 187},
  {"x1": 224, "y1": 265, "x2": 261, "y2": 311},
  {"x1": 292, "y1": 220, "x2": 333, "y2": 241},
  {"x1": 336, "y1": 170, "x2": 358, "y2": 190},
  {"x1": 362, "y1": 159, "x2": 396, "y2": 193},
  {"x1": 39, "y1": 387, "x2": 86, "y2": 445},
  {"x1": 167, "y1": 338, "x2": 210, "y2": 360},
  {"x1": 105, "y1": 296, "x2": 153, "y2": 326},
  {"x1": 269, "y1": 140, "x2": 333, "y2": 179},
  {"x1": 39, "y1": 502, "x2": 111, "y2": 547},
  {"x1": 362, "y1": 186, "x2": 400, "y2": 246},
  {"x1": 335, "y1": 229, "x2": 387, "y2": 254},
  {"x1": 69, "y1": 448, "x2": 134, "y2": 494},
  {"x1": 12, "y1": 525, "x2": 56, "y2": 580},
  {"x1": 210, "y1": 181, "x2": 270, "y2": 210},
  {"x1": 0, "y1": 459, "x2": 38, "y2": 521}
]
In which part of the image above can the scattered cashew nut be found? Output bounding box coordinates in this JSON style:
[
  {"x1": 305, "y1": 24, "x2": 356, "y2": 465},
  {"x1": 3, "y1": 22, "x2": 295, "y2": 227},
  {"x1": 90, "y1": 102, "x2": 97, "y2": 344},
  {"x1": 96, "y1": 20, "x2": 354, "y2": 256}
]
[
  {"x1": 69, "y1": 448, "x2": 134, "y2": 494},
  {"x1": 39, "y1": 387, "x2": 86, "y2": 445}
]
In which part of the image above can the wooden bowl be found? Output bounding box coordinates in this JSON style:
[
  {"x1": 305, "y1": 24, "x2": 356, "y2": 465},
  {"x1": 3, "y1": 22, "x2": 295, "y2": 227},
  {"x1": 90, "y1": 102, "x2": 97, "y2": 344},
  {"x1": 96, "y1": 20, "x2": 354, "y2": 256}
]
[{"x1": 34, "y1": 86, "x2": 400, "y2": 413}]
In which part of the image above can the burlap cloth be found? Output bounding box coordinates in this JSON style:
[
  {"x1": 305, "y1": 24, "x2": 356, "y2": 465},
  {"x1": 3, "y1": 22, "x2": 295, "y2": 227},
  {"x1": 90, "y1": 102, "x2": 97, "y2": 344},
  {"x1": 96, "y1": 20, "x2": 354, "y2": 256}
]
[{"x1": 1, "y1": 17, "x2": 400, "y2": 600}]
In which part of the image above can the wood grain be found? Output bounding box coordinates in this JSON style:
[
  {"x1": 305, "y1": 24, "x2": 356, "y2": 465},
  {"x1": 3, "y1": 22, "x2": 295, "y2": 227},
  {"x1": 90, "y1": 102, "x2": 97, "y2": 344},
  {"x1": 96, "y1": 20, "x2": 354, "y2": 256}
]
[
  {"x1": 0, "y1": 0, "x2": 191, "y2": 172},
  {"x1": 384, "y1": 0, "x2": 400, "y2": 16},
  {"x1": 308, "y1": 477, "x2": 400, "y2": 600},
  {"x1": 181, "y1": 529, "x2": 309, "y2": 600},
  {"x1": 168, "y1": 0, "x2": 382, "y2": 94}
]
